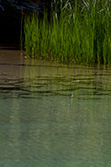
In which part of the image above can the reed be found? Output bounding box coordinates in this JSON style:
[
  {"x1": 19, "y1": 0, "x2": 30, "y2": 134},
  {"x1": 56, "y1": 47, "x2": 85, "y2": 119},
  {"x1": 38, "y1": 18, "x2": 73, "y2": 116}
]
[{"x1": 23, "y1": 0, "x2": 111, "y2": 66}]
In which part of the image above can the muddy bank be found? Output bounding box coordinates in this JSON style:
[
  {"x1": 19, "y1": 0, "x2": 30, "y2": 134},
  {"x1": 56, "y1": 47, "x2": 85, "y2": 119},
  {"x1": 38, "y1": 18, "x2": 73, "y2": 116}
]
[{"x1": 0, "y1": 49, "x2": 25, "y2": 79}]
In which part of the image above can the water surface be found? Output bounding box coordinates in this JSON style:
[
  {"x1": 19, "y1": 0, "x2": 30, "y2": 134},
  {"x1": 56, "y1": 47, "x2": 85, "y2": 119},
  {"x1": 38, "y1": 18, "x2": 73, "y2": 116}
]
[{"x1": 0, "y1": 50, "x2": 111, "y2": 167}]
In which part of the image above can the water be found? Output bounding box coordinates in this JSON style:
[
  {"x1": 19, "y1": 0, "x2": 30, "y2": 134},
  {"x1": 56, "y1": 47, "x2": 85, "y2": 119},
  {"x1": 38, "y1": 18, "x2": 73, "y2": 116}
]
[{"x1": 0, "y1": 50, "x2": 111, "y2": 167}]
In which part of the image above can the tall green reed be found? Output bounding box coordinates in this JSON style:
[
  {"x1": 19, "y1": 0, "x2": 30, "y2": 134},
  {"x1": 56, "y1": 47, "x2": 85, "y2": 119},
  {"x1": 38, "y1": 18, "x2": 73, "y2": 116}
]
[{"x1": 23, "y1": 0, "x2": 111, "y2": 66}]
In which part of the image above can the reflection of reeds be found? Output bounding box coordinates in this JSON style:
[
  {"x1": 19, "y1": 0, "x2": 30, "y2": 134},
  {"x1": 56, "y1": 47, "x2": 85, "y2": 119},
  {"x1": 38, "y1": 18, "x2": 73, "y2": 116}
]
[{"x1": 24, "y1": 0, "x2": 111, "y2": 66}]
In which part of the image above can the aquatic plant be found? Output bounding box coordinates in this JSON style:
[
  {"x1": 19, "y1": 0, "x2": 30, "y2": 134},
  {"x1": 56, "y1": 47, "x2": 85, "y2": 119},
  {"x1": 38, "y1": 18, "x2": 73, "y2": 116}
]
[{"x1": 23, "y1": 0, "x2": 111, "y2": 66}]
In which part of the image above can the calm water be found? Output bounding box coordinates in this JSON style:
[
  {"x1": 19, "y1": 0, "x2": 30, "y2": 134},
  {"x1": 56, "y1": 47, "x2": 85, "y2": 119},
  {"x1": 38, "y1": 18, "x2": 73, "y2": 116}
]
[{"x1": 0, "y1": 50, "x2": 111, "y2": 167}]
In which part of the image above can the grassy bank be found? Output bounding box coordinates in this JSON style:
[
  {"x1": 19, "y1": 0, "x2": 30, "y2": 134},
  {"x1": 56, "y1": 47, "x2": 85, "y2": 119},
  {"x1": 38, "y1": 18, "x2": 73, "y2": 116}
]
[{"x1": 23, "y1": 0, "x2": 111, "y2": 66}]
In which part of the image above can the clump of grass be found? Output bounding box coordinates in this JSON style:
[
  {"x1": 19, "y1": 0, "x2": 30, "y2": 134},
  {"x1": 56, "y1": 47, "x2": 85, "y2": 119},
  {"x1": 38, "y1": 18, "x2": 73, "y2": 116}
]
[{"x1": 23, "y1": 0, "x2": 111, "y2": 66}]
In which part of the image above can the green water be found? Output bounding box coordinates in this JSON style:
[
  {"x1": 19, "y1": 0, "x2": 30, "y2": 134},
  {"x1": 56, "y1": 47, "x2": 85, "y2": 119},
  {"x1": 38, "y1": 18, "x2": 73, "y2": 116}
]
[{"x1": 0, "y1": 59, "x2": 111, "y2": 167}]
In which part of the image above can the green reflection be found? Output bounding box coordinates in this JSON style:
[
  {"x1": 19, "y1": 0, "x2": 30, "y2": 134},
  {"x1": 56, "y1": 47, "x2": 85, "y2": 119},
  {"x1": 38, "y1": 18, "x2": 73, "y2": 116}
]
[
  {"x1": 0, "y1": 61, "x2": 111, "y2": 167},
  {"x1": 0, "y1": 95, "x2": 111, "y2": 167}
]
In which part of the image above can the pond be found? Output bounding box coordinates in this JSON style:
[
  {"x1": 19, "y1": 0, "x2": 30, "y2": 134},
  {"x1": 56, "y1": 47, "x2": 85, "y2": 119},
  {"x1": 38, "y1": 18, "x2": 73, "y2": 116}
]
[{"x1": 0, "y1": 49, "x2": 111, "y2": 167}]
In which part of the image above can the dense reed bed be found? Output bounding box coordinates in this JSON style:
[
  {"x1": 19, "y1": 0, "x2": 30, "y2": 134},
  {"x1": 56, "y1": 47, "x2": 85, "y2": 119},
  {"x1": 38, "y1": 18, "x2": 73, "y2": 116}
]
[{"x1": 24, "y1": 0, "x2": 111, "y2": 65}]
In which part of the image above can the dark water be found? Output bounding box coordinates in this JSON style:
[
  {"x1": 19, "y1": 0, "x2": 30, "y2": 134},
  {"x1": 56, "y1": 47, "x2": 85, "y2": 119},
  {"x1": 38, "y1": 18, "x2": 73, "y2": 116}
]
[{"x1": 0, "y1": 50, "x2": 111, "y2": 167}]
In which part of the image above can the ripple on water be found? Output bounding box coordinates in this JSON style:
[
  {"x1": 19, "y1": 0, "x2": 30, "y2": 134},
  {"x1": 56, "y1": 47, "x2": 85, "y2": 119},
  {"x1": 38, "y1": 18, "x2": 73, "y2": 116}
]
[{"x1": 0, "y1": 60, "x2": 111, "y2": 167}]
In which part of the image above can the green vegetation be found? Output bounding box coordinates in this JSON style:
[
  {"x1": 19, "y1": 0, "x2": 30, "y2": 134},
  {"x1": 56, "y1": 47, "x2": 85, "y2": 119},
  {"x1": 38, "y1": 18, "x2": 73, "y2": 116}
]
[{"x1": 23, "y1": 0, "x2": 111, "y2": 66}]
